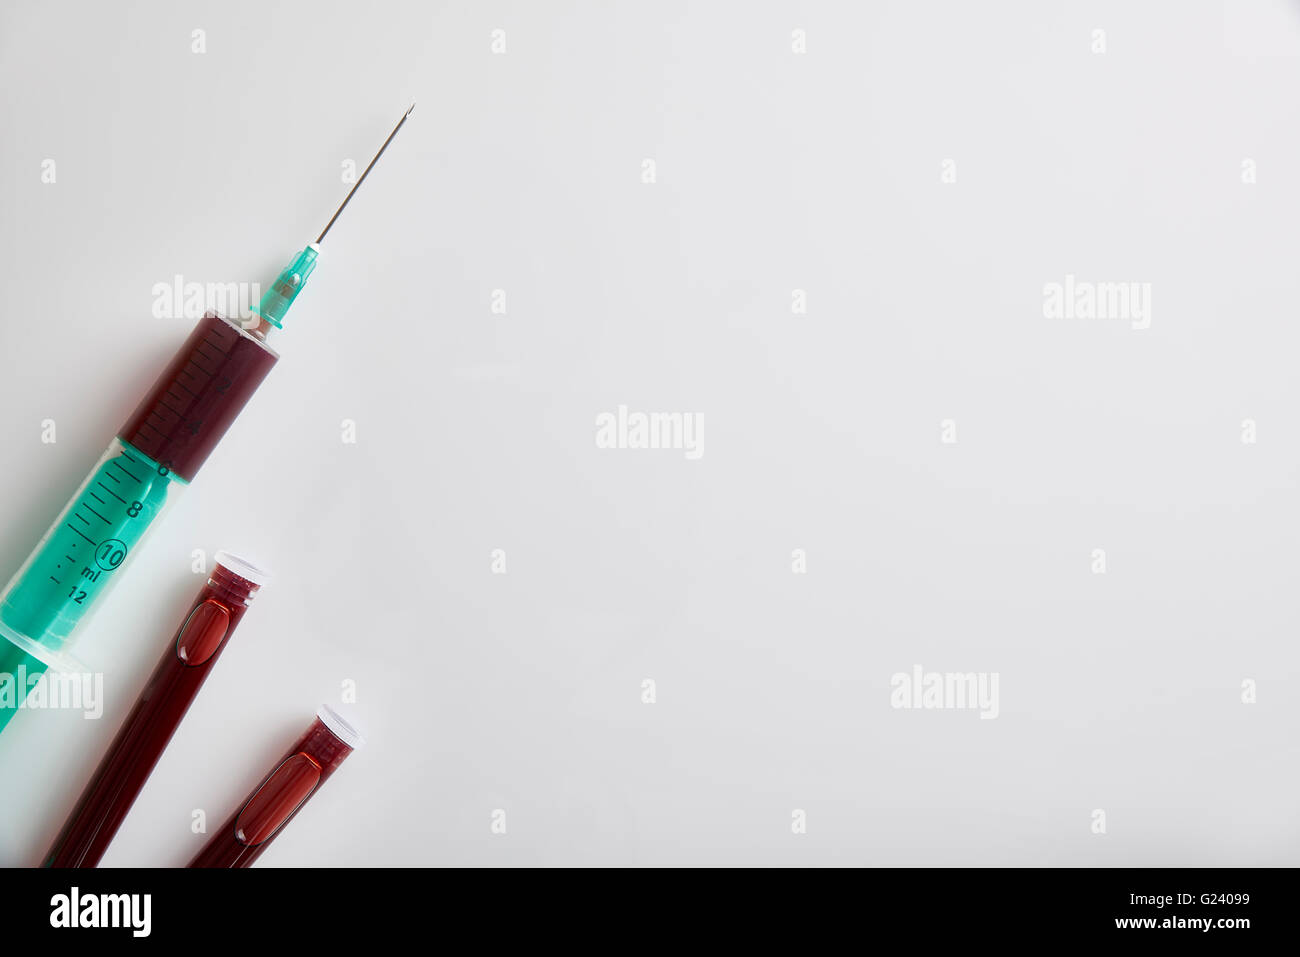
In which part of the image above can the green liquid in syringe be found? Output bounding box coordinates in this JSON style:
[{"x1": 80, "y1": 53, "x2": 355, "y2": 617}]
[{"x1": 0, "y1": 441, "x2": 180, "y2": 659}]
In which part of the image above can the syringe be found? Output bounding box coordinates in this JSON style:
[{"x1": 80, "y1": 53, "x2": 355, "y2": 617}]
[{"x1": 0, "y1": 106, "x2": 414, "y2": 734}]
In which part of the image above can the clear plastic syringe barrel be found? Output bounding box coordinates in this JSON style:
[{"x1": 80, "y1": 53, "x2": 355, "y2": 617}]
[
  {"x1": 0, "y1": 312, "x2": 278, "y2": 670},
  {"x1": 0, "y1": 441, "x2": 183, "y2": 668}
]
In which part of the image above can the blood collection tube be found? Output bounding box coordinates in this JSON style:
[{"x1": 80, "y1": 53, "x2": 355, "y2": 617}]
[
  {"x1": 43, "y1": 551, "x2": 269, "y2": 868},
  {"x1": 189, "y1": 706, "x2": 363, "y2": 868},
  {"x1": 0, "y1": 312, "x2": 279, "y2": 728}
]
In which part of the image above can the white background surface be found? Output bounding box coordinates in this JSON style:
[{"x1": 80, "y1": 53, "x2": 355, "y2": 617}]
[{"x1": 1, "y1": 0, "x2": 1299, "y2": 866}]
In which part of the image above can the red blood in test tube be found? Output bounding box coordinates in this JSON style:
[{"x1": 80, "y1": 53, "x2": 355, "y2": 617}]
[
  {"x1": 43, "y1": 554, "x2": 267, "y2": 868},
  {"x1": 119, "y1": 312, "x2": 279, "y2": 481},
  {"x1": 188, "y1": 708, "x2": 360, "y2": 868}
]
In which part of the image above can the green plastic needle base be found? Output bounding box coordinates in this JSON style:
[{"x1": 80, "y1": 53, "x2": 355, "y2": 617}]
[{"x1": 254, "y1": 244, "x2": 319, "y2": 328}]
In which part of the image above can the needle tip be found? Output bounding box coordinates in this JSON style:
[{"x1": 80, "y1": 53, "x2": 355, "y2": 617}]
[{"x1": 314, "y1": 105, "x2": 415, "y2": 245}]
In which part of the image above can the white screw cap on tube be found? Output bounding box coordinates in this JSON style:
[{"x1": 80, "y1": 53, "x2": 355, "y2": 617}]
[
  {"x1": 213, "y1": 550, "x2": 272, "y2": 587},
  {"x1": 318, "y1": 704, "x2": 365, "y2": 750}
]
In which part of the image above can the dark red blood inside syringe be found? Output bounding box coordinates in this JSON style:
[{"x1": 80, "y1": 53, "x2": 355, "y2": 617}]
[{"x1": 119, "y1": 313, "x2": 279, "y2": 481}]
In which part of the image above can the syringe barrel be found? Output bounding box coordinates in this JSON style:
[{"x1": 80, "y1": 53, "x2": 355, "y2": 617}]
[
  {"x1": 0, "y1": 439, "x2": 184, "y2": 667},
  {"x1": 0, "y1": 313, "x2": 278, "y2": 672}
]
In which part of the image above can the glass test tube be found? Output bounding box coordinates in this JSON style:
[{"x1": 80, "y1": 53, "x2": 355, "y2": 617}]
[
  {"x1": 188, "y1": 706, "x2": 363, "y2": 868},
  {"x1": 43, "y1": 551, "x2": 269, "y2": 868}
]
